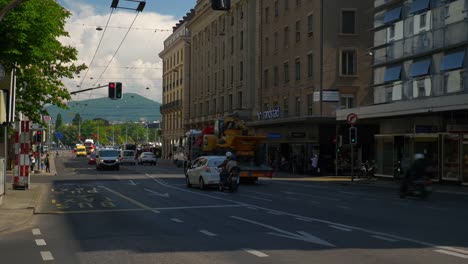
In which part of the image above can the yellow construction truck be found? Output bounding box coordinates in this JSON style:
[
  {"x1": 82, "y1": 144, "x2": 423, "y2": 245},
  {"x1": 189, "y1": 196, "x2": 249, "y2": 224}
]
[{"x1": 187, "y1": 114, "x2": 273, "y2": 183}]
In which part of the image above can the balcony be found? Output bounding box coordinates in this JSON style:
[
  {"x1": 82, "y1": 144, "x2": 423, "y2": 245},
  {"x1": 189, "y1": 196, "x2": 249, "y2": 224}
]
[
  {"x1": 374, "y1": 20, "x2": 468, "y2": 65},
  {"x1": 160, "y1": 100, "x2": 182, "y2": 113}
]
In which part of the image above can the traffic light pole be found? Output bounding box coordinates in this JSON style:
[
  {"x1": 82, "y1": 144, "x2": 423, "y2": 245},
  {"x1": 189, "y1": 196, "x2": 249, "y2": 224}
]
[{"x1": 70, "y1": 85, "x2": 108, "y2": 95}]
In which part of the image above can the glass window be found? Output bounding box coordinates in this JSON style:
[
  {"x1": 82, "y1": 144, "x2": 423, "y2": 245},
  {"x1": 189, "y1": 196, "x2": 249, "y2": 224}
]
[
  {"x1": 265, "y1": 37, "x2": 269, "y2": 55},
  {"x1": 383, "y1": 7, "x2": 402, "y2": 24},
  {"x1": 340, "y1": 95, "x2": 355, "y2": 109},
  {"x1": 265, "y1": 7, "x2": 269, "y2": 23},
  {"x1": 284, "y1": 62, "x2": 290, "y2": 83},
  {"x1": 284, "y1": 0, "x2": 289, "y2": 10},
  {"x1": 274, "y1": 0, "x2": 279, "y2": 16},
  {"x1": 274, "y1": 32, "x2": 279, "y2": 50},
  {"x1": 264, "y1": 69, "x2": 269, "y2": 89},
  {"x1": 341, "y1": 50, "x2": 357, "y2": 76},
  {"x1": 307, "y1": 14, "x2": 313, "y2": 35},
  {"x1": 443, "y1": 135, "x2": 460, "y2": 180},
  {"x1": 284, "y1": 26, "x2": 289, "y2": 47},
  {"x1": 240, "y1": 31, "x2": 244, "y2": 50},
  {"x1": 295, "y1": 96, "x2": 301, "y2": 116},
  {"x1": 384, "y1": 66, "x2": 402, "y2": 82},
  {"x1": 307, "y1": 53, "x2": 313, "y2": 77},
  {"x1": 238, "y1": 91, "x2": 242, "y2": 109},
  {"x1": 410, "y1": 59, "x2": 431, "y2": 77},
  {"x1": 283, "y1": 97, "x2": 289, "y2": 116},
  {"x1": 341, "y1": 10, "x2": 355, "y2": 34},
  {"x1": 239, "y1": 61, "x2": 244, "y2": 81},
  {"x1": 307, "y1": 94, "x2": 313, "y2": 115},
  {"x1": 274, "y1": 66, "x2": 279, "y2": 86},
  {"x1": 295, "y1": 20, "x2": 301, "y2": 42},
  {"x1": 295, "y1": 58, "x2": 301, "y2": 80},
  {"x1": 441, "y1": 51, "x2": 465, "y2": 71},
  {"x1": 410, "y1": 0, "x2": 430, "y2": 14}
]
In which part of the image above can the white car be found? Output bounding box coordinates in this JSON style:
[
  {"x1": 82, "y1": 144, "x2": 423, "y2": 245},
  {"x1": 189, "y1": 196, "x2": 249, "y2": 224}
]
[
  {"x1": 120, "y1": 150, "x2": 136, "y2": 165},
  {"x1": 185, "y1": 156, "x2": 225, "y2": 190},
  {"x1": 138, "y1": 152, "x2": 157, "y2": 165}
]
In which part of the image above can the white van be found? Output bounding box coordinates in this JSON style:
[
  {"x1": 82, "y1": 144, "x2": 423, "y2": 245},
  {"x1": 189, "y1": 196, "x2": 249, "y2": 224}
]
[
  {"x1": 120, "y1": 150, "x2": 136, "y2": 165},
  {"x1": 96, "y1": 148, "x2": 120, "y2": 170}
]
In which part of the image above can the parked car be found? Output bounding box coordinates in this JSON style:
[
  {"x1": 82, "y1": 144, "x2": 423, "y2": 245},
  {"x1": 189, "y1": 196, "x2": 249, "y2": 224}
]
[
  {"x1": 138, "y1": 152, "x2": 157, "y2": 165},
  {"x1": 96, "y1": 148, "x2": 120, "y2": 170},
  {"x1": 185, "y1": 155, "x2": 225, "y2": 190},
  {"x1": 88, "y1": 153, "x2": 97, "y2": 165},
  {"x1": 120, "y1": 150, "x2": 136, "y2": 165}
]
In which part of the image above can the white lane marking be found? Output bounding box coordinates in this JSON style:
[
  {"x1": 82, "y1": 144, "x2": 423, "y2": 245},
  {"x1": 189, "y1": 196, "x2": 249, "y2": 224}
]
[
  {"x1": 144, "y1": 188, "x2": 169, "y2": 197},
  {"x1": 40, "y1": 251, "x2": 54, "y2": 261},
  {"x1": 371, "y1": 235, "x2": 399, "y2": 242},
  {"x1": 296, "y1": 217, "x2": 313, "y2": 222},
  {"x1": 129, "y1": 180, "x2": 137, "y2": 186},
  {"x1": 437, "y1": 246, "x2": 468, "y2": 255},
  {"x1": 271, "y1": 181, "x2": 330, "y2": 189},
  {"x1": 267, "y1": 211, "x2": 283, "y2": 215},
  {"x1": 336, "y1": 205, "x2": 352, "y2": 210},
  {"x1": 171, "y1": 218, "x2": 183, "y2": 223},
  {"x1": 242, "y1": 190, "x2": 276, "y2": 197},
  {"x1": 232, "y1": 216, "x2": 335, "y2": 247},
  {"x1": 282, "y1": 191, "x2": 340, "y2": 201},
  {"x1": 329, "y1": 225, "x2": 352, "y2": 232},
  {"x1": 200, "y1": 230, "x2": 216, "y2": 236},
  {"x1": 238, "y1": 194, "x2": 272, "y2": 202},
  {"x1": 144, "y1": 173, "x2": 439, "y2": 249},
  {"x1": 246, "y1": 206, "x2": 258, "y2": 210},
  {"x1": 32, "y1": 229, "x2": 41, "y2": 235},
  {"x1": 152, "y1": 210, "x2": 160, "y2": 213},
  {"x1": 35, "y1": 239, "x2": 47, "y2": 246},
  {"x1": 243, "y1": 248, "x2": 269, "y2": 257},
  {"x1": 434, "y1": 249, "x2": 468, "y2": 259}
]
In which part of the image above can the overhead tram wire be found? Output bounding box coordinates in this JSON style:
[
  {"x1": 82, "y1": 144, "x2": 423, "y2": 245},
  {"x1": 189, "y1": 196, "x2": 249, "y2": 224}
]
[
  {"x1": 77, "y1": 8, "x2": 115, "y2": 97},
  {"x1": 92, "y1": 12, "x2": 141, "y2": 88}
]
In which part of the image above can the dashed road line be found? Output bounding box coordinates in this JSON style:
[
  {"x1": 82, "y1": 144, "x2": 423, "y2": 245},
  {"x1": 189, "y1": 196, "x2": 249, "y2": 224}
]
[
  {"x1": 32, "y1": 229, "x2": 41, "y2": 236},
  {"x1": 200, "y1": 230, "x2": 216, "y2": 236},
  {"x1": 296, "y1": 217, "x2": 313, "y2": 222},
  {"x1": 243, "y1": 248, "x2": 269, "y2": 257},
  {"x1": 371, "y1": 235, "x2": 399, "y2": 242},
  {"x1": 434, "y1": 249, "x2": 468, "y2": 259},
  {"x1": 246, "y1": 206, "x2": 258, "y2": 210},
  {"x1": 267, "y1": 211, "x2": 283, "y2": 215},
  {"x1": 152, "y1": 210, "x2": 160, "y2": 213},
  {"x1": 171, "y1": 218, "x2": 183, "y2": 223},
  {"x1": 40, "y1": 251, "x2": 54, "y2": 261},
  {"x1": 238, "y1": 194, "x2": 272, "y2": 202},
  {"x1": 282, "y1": 191, "x2": 340, "y2": 201},
  {"x1": 336, "y1": 205, "x2": 352, "y2": 210},
  {"x1": 35, "y1": 239, "x2": 47, "y2": 246},
  {"x1": 329, "y1": 225, "x2": 352, "y2": 232}
]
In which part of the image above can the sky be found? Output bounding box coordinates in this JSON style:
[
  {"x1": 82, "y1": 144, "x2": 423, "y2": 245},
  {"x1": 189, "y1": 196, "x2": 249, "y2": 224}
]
[{"x1": 57, "y1": 0, "x2": 197, "y2": 103}]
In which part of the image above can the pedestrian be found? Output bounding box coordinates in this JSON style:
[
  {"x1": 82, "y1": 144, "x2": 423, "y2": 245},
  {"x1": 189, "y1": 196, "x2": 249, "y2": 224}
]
[
  {"x1": 311, "y1": 154, "x2": 318, "y2": 176},
  {"x1": 30, "y1": 155, "x2": 36, "y2": 172},
  {"x1": 44, "y1": 154, "x2": 50, "y2": 173}
]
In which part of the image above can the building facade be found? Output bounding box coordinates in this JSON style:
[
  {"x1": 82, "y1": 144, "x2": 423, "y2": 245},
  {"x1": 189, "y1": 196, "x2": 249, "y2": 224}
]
[
  {"x1": 337, "y1": 0, "x2": 468, "y2": 184},
  {"x1": 159, "y1": 14, "x2": 193, "y2": 159},
  {"x1": 250, "y1": 0, "x2": 374, "y2": 175}
]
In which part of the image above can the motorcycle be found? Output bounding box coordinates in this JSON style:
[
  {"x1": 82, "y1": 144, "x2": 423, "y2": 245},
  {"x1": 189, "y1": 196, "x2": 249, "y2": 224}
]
[
  {"x1": 399, "y1": 177, "x2": 432, "y2": 199},
  {"x1": 218, "y1": 167, "x2": 240, "y2": 192},
  {"x1": 358, "y1": 160, "x2": 375, "y2": 179}
]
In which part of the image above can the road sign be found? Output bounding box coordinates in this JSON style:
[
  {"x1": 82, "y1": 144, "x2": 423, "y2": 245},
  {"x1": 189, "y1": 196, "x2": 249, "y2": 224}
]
[
  {"x1": 43, "y1": 116, "x2": 52, "y2": 123},
  {"x1": 29, "y1": 123, "x2": 43, "y2": 130},
  {"x1": 346, "y1": 113, "x2": 358, "y2": 125}
]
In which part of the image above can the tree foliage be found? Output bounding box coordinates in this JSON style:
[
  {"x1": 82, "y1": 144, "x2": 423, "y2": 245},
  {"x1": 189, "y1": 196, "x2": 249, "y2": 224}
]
[
  {"x1": 0, "y1": 0, "x2": 87, "y2": 123},
  {"x1": 55, "y1": 113, "x2": 62, "y2": 130}
]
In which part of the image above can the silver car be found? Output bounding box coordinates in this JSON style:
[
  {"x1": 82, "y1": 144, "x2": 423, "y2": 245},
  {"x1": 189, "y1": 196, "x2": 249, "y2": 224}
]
[
  {"x1": 96, "y1": 149, "x2": 120, "y2": 170},
  {"x1": 185, "y1": 156, "x2": 225, "y2": 190},
  {"x1": 120, "y1": 150, "x2": 136, "y2": 165},
  {"x1": 138, "y1": 152, "x2": 157, "y2": 165}
]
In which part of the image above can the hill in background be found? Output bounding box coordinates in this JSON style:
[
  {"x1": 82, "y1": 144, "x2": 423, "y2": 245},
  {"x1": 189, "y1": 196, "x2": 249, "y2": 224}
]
[{"x1": 46, "y1": 93, "x2": 161, "y2": 124}]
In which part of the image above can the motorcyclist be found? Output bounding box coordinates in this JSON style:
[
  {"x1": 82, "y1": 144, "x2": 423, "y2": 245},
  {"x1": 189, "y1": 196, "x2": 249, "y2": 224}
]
[
  {"x1": 401, "y1": 153, "x2": 429, "y2": 193},
  {"x1": 218, "y1": 151, "x2": 238, "y2": 185}
]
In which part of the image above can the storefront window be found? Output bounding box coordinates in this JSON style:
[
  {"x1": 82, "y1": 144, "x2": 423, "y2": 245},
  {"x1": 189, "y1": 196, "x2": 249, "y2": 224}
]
[
  {"x1": 462, "y1": 137, "x2": 468, "y2": 184},
  {"x1": 375, "y1": 136, "x2": 394, "y2": 176},
  {"x1": 413, "y1": 136, "x2": 439, "y2": 180},
  {"x1": 443, "y1": 134, "x2": 460, "y2": 181}
]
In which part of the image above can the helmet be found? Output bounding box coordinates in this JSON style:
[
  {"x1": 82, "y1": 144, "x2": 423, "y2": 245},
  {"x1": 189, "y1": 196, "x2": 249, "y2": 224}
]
[
  {"x1": 225, "y1": 151, "x2": 233, "y2": 158},
  {"x1": 414, "y1": 153, "x2": 425, "y2": 160}
]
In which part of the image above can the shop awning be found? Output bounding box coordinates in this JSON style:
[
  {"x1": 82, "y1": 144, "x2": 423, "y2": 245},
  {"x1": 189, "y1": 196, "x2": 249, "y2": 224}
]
[
  {"x1": 409, "y1": 0, "x2": 430, "y2": 14},
  {"x1": 383, "y1": 7, "x2": 402, "y2": 24},
  {"x1": 441, "y1": 51, "x2": 465, "y2": 71},
  {"x1": 384, "y1": 65, "x2": 402, "y2": 82},
  {"x1": 410, "y1": 59, "x2": 431, "y2": 77}
]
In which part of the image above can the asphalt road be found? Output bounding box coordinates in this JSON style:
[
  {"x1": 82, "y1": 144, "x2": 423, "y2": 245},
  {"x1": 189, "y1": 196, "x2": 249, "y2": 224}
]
[{"x1": 1, "y1": 152, "x2": 468, "y2": 263}]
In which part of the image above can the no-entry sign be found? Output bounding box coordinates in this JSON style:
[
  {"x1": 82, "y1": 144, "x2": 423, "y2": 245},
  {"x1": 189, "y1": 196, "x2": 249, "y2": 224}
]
[{"x1": 346, "y1": 113, "x2": 358, "y2": 125}]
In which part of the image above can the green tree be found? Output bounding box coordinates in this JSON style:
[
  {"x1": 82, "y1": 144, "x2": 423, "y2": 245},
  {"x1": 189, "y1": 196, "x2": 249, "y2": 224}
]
[
  {"x1": 55, "y1": 113, "x2": 63, "y2": 130},
  {"x1": 0, "y1": 0, "x2": 87, "y2": 123},
  {"x1": 72, "y1": 113, "x2": 81, "y2": 127}
]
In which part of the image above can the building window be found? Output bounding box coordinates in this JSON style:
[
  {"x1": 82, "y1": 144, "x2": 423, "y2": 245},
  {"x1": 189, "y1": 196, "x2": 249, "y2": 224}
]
[
  {"x1": 284, "y1": 0, "x2": 289, "y2": 11},
  {"x1": 240, "y1": 61, "x2": 244, "y2": 81},
  {"x1": 307, "y1": 94, "x2": 313, "y2": 115},
  {"x1": 265, "y1": 7, "x2": 269, "y2": 23},
  {"x1": 228, "y1": 94, "x2": 233, "y2": 111},
  {"x1": 420, "y1": 13, "x2": 427, "y2": 28},
  {"x1": 264, "y1": 69, "x2": 269, "y2": 89},
  {"x1": 222, "y1": 69, "x2": 225, "y2": 87},
  {"x1": 265, "y1": 37, "x2": 269, "y2": 55},
  {"x1": 296, "y1": 0, "x2": 301, "y2": 7},
  {"x1": 230, "y1": 36, "x2": 234, "y2": 54},
  {"x1": 341, "y1": 50, "x2": 357, "y2": 76},
  {"x1": 283, "y1": 97, "x2": 289, "y2": 116},
  {"x1": 206, "y1": 100, "x2": 209, "y2": 115},
  {"x1": 240, "y1": 31, "x2": 244, "y2": 50},
  {"x1": 295, "y1": 96, "x2": 301, "y2": 116},
  {"x1": 274, "y1": 66, "x2": 279, "y2": 86},
  {"x1": 264, "y1": 102, "x2": 270, "y2": 111},
  {"x1": 238, "y1": 91, "x2": 243, "y2": 109},
  {"x1": 284, "y1": 26, "x2": 289, "y2": 47},
  {"x1": 307, "y1": 14, "x2": 313, "y2": 36},
  {"x1": 340, "y1": 95, "x2": 355, "y2": 109},
  {"x1": 295, "y1": 20, "x2": 301, "y2": 42},
  {"x1": 307, "y1": 53, "x2": 313, "y2": 77},
  {"x1": 274, "y1": 32, "x2": 279, "y2": 50},
  {"x1": 213, "y1": 99, "x2": 217, "y2": 114},
  {"x1": 230, "y1": 66, "x2": 234, "y2": 84},
  {"x1": 220, "y1": 96, "x2": 224, "y2": 112},
  {"x1": 284, "y1": 62, "x2": 290, "y2": 83},
  {"x1": 274, "y1": 0, "x2": 279, "y2": 16},
  {"x1": 295, "y1": 58, "x2": 301, "y2": 81},
  {"x1": 341, "y1": 10, "x2": 356, "y2": 34}
]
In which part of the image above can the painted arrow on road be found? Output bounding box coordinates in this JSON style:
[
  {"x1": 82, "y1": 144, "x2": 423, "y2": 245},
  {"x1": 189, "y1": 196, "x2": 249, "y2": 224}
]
[
  {"x1": 144, "y1": 188, "x2": 169, "y2": 198},
  {"x1": 231, "y1": 216, "x2": 335, "y2": 247},
  {"x1": 128, "y1": 180, "x2": 138, "y2": 186}
]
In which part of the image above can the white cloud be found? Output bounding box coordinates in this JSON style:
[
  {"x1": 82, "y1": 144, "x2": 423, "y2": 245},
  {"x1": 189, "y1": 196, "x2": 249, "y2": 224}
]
[{"x1": 59, "y1": 1, "x2": 178, "y2": 103}]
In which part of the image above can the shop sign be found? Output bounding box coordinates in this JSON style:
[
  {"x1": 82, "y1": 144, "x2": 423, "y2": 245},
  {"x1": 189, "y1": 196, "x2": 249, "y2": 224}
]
[
  {"x1": 313, "y1": 90, "x2": 340, "y2": 102},
  {"x1": 268, "y1": 133, "x2": 281, "y2": 139},
  {"x1": 414, "y1": 125, "x2": 438, "y2": 133},
  {"x1": 447, "y1": 124, "x2": 468, "y2": 133},
  {"x1": 257, "y1": 106, "x2": 280, "y2": 120},
  {"x1": 290, "y1": 132, "x2": 306, "y2": 138}
]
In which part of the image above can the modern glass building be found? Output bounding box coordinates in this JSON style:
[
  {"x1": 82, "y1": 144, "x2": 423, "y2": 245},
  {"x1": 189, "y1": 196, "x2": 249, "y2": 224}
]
[{"x1": 337, "y1": 0, "x2": 468, "y2": 183}]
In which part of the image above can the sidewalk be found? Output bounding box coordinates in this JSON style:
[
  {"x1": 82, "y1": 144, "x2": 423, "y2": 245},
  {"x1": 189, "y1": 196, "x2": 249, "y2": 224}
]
[{"x1": 0, "y1": 153, "x2": 57, "y2": 234}]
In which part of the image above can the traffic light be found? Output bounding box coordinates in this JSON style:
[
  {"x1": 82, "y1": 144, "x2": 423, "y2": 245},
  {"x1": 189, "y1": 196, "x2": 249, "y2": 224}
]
[
  {"x1": 349, "y1": 127, "x2": 357, "y2": 145},
  {"x1": 115, "y1": 82, "x2": 122, "y2": 99},
  {"x1": 35, "y1": 130, "x2": 42, "y2": 143},
  {"x1": 212, "y1": 0, "x2": 231, "y2": 11},
  {"x1": 108, "y1": 82, "x2": 116, "y2": 99}
]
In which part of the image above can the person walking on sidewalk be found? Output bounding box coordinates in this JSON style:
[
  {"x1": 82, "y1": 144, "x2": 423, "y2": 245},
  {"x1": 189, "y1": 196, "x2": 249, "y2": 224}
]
[
  {"x1": 311, "y1": 154, "x2": 319, "y2": 176},
  {"x1": 30, "y1": 154, "x2": 36, "y2": 172},
  {"x1": 44, "y1": 154, "x2": 50, "y2": 173}
]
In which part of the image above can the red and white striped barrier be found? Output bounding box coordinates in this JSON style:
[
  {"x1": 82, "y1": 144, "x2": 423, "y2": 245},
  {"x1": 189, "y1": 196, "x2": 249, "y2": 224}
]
[{"x1": 13, "y1": 120, "x2": 30, "y2": 189}]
